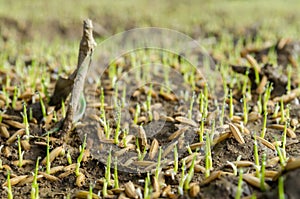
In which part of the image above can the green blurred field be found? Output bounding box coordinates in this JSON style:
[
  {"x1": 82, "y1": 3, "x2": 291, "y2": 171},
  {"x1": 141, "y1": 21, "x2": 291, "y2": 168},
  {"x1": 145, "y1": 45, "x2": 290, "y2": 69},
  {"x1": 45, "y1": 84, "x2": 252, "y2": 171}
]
[{"x1": 0, "y1": 0, "x2": 299, "y2": 41}]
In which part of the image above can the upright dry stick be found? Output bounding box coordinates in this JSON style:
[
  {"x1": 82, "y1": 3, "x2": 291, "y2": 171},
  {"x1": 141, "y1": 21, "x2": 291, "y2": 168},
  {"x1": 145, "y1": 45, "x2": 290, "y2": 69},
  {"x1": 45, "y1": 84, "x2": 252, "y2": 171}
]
[{"x1": 62, "y1": 19, "x2": 97, "y2": 133}]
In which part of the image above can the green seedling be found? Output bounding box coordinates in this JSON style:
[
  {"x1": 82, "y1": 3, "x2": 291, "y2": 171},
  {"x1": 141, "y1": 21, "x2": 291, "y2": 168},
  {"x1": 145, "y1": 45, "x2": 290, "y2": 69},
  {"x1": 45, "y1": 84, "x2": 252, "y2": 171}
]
[
  {"x1": 260, "y1": 153, "x2": 267, "y2": 191},
  {"x1": 100, "y1": 88, "x2": 109, "y2": 137},
  {"x1": 174, "y1": 144, "x2": 178, "y2": 174},
  {"x1": 243, "y1": 94, "x2": 248, "y2": 125},
  {"x1": 31, "y1": 157, "x2": 41, "y2": 199},
  {"x1": 136, "y1": 137, "x2": 147, "y2": 161},
  {"x1": 102, "y1": 179, "x2": 108, "y2": 197},
  {"x1": 184, "y1": 154, "x2": 196, "y2": 191},
  {"x1": 133, "y1": 104, "x2": 140, "y2": 125},
  {"x1": 188, "y1": 92, "x2": 195, "y2": 120},
  {"x1": 121, "y1": 85, "x2": 126, "y2": 108},
  {"x1": 263, "y1": 82, "x2": 272, "y2": 113},
  {"x1": 282, "y1": 121, "x2": 288, "y2": 160},
  {"x1": 104, "y1": 148, "x2": 112, "y2": 186},
  {"x1": 6, "y1": 170, "x2": 13, "y2": 199},
  {"x1": 235, "y1": 169, "x2": 243, "y2": 199},
  {"x1": 280, "y1": 98, "x2": 285, "y2": 124},
  {"x1": 275, "y1": 137, "x2": 286, "y2": 168},
  {"x1": 12, "y1": 86, "x2": 18, "y2": 109},
  {"x1": 278, "y1": 176, "x2": 285, "y2": 199},
  {"x1": 178, "y1": 160, "x2": 186, "y2": 195},
  {"x1": 146, "y1": 84, "x2": 153, "y2": 121},
  {"x1": 122, "y1": 128, "x2": 129, "y2": 148},
  {"x1": 66, "y1": 150, "x2": 72, "y2": 165},
  {"x1": 144, "y1": 173, "x2": 152, "y2": 199},
  {"x1": 205, "y1": 130, "x2": 212, "y2": 178},
  {"x1": 261, "y1": 111, "x2": 268, "y2": 138},
  {"x1": 199, "y1": 118, "x2": 205, "y2": 143},
  {"x1": 88, "y1": 184, "x2": 93, "y2": 199},
  {"x1": 273, "y1": 102, "x2": 280, "y2": 118},
  {"x1": 229, "y1": 89, "x2": 234, "y2": 120},
  {"x1": 75, "y1": 134, "x2": 87, "y2": 176},
  {"x1": 39, "y1": 92, "x2": 47, "y2": 120},
  {"x1": 155, "y1": 147, "x2": 162, "y2": 181},
  {"x1": 114, "y1": 158, "x2": 119, "y2": 188},
  {"x1": 17, "y1": 135, "x2": 24, "y2": 168},
  {"x1": 114, "y1": 102, "x2": 121, "y2": 144},
  {"x1": 257, "y1": 94, "x2": 262, "y2": 115},
  {"x1": 253, "y1": 134, "x2": 260, "y2": 177},
  {"x1": 22, "y1": 103, "x2": 30, "y2": 139},
  {"x1": 46, "y1": 131, "x2": 51, "y2": 174}
]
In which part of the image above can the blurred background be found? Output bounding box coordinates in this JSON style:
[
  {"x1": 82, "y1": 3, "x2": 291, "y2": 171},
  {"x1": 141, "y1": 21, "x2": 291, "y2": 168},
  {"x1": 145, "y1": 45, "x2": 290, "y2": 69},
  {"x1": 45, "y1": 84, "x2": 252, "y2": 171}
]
[{"x1": 0, "y1": 0, "x2": 299, "y2": 42}]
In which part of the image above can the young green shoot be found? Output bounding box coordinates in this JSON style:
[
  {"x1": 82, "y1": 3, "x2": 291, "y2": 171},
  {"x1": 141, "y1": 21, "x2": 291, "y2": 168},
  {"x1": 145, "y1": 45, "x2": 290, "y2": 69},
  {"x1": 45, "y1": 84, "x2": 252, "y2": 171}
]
[
  {"x1": 114, "y1": 101, "x2": 121, "y2": 144},
  {"x1": 184, "y1": 154, "x2": 196, "y2": 191},
  {"x1": 12, "y1": 86, "x2": 18, "y2": 109},
  {"x1": 205, "y1": 130, "x2": 212, "y2": 178},
  {"x1": 46, "y1": 131, "x2": 51, "y2": 174},
  {"x1": 278, "y1": 176, "x2": 285, "y2": 199},
  {"x1": 144, "y1": 173, "x2": 152, "y2": 199},
  {"x1": 136, "y1": 137, "x2": 147, "y2": 161},
  {"x1": 39, "y1": 92, "x2": 47, "y2": 120},
  {"x1": 133, "y1": 104, "x2": 140, "y2": 125},
  {"x1": 22, "y1": 103, "x2": 30, "y2": 139},
  {"x1": 122, "y1": 128, "x2": 128, "y2": 148},
  {"x1": 273, "y1": 102, "x2": 280, "y2": 118},
  {"x1": 253, "y1": 134, "x2": 260, "y2": 177},
  {"x1": 235, "y1": 168, "x2": 243, "y2": 199},
  {"x1": 75, "y1": 134, "x2": 87, "y2": 177},
  {"x1": 6, "y1": 170, "x2": 13, "y2": 199},
  {"x1": 104, "y1": 148, "x2": 112, "y2": 186},
  {"x1": 257, "y1": 94, "x2": 262, "y2": 115},
  {"x1": 188, "y1": 92, "x2": 195, "y2": 120},
  {"x1": 261, "y1": 111, "x2": 268, "y2": 139},
  {"x1": 31, "y1": 157, "x2": 41, "y2": 199},
  {"x1": 155, "y1": 147, "x2": 162, "y2": 181},
  {"x1": 274, "y1": 137, "x2": 286, "y2": 168},
  {"x1": 88, "y1": 184, "x2": 93, "y2": 199},
  {"x1": 281, "y1": 121, "x2": 288, "y2": 160},
  {"x1": 146, "y1": 84, "x2": 153, "y2": 121},
  {"x1": 260, "y1": 153, "x2": 267, "y2": 191},
  {"x1": 66, "y1": 150, "x2": 72, "y2": 165},
  {"x1": 174, "y1": 144, "x2": 178, "y2": 174},
  {"x1": 243, "y1": 94, "x2": 248, "y2": 125},
  {"x1": 280, "y1": 98, "x2": 285, "y2": 124},
  {"x1": 178, "y1": 159, "x2": 186, "y2": 195},
  {"x1": 229, "y1": 89, "x2": 234, "y2": 120},
  {"x1": 17, "y1": 135, "x2": 24, "y2": 168},
  {"x1": 114, "y1": 158, "x2": 119, "y2": 188}
]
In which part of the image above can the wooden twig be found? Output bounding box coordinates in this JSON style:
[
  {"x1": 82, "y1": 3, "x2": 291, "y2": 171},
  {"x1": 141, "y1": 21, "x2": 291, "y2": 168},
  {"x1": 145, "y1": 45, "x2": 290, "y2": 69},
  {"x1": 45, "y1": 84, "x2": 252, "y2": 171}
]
[{"x1": 62, "y1": 19, "x2": 97, "y2": 133}]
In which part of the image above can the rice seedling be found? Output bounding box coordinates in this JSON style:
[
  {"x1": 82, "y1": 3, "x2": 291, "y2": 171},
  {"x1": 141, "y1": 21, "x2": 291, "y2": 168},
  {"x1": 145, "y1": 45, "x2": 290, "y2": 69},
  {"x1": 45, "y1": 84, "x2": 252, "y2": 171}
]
[
  {"x1": 104, "y1": 147, "x2": 112, "y2": 188},
  {"x1": 75, "y1": 134, "x2": 87, "y2": 177},
  {"x1": 17, "y1": 135, "x2": 24, "y2": 168},
  {"x1": 260, "y1": 153, "x2": 267, "y2": 191},
  {"x1": 22, "y1": 103, "x2": 30, "y2": 139},
  {"x1": 146, "y1": 84, "x2": 153, "y2": 121},
  {"x1": 114, "y1": 102, "x2": 121, "y2": 144},
  {"x1": 155, "y1": 147, "x2": 162, "y2": 181},
  {"x1": 178, "y1": 160, "x2": 186, "y2": 195},
  {"x1": 235, "y1": 169, "x2": 243, "y2": 199},
  {"x1": 144, "y1": 173, "x2": 152, "y2": 199},
  {"x1": 278, "y1": 176, "x2": 285, "y2": 199},
  {"x1": 46, "y1": 131, "x2": 51, "y2": 174},
  {"x1": 205, "y1": 129, "x2": 212, "y2": 178},
  {"x1": 114, "y1": 157, "x2": 119, "y2": 188},
  {"x1": 5, "y1": 170, "x2": 13, "y2": 199},
  {"x1": 229, "y1": 89, "x2": 234, "y2": 120},
  {"x1": 133, "y1": 104, "x2": 140, "y2": 125},
  {"x1": 184, "y1": 154, "x2": 196, "y2": 191},
  {"x1": 31, "y1": 157, "x2": 41, "y2": 199},
  {"x1": 66, "y1": 150, "x2": 72, "y2": 165},
  {"x1": 253, "y1": 134, "x2": 260, "y2": 177}
]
